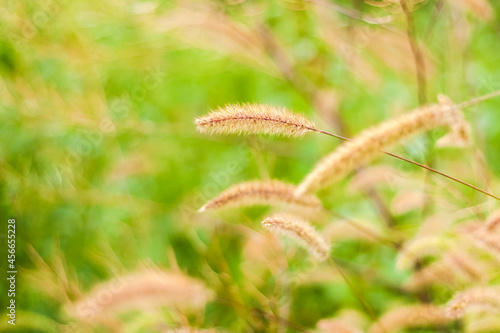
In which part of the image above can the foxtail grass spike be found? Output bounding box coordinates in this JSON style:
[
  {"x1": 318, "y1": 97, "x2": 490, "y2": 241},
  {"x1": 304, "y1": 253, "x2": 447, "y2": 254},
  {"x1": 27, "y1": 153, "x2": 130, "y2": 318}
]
[
  {"x1": 195, "y1": 103, "x2": 315, "y2": 137},
  {"x1": 198, "y1": 180, "x2": 322, "y2": 212},
  {"x1": 262, "y1": 214, "x2": 330, "y2": 261}
]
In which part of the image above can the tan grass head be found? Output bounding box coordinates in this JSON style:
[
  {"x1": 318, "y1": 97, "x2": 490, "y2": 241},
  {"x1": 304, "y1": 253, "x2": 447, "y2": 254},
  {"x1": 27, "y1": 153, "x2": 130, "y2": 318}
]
[
  {"x1": 367, "y1": 305, "x2": 450, "y2": 333},
  {"x1": 484, "y1": 209, "x2": 500, "y2": 232},
  {"x1": 403, "y1": 260, "x2": 457, "y2": 291},
  {"x1": 471, "y1": 228, "x2": 500, "y2": 261},
  {"x1": 195, "y1": 103, "x2": 315, "y2": 137},
  {"x1": 198, "y1": 180, "x2": 322, "y2": 212},
  {"x1": 262, "y1": 214, "x2": 330, "y2": 261},
  {"x1": 295, "y1": 101, "x2": 470, "y2": 196},
  {"x1": 436, "y1": 95, "x2": 472, "y2": 148},
  {"x1": 396, "y1": 236, "x2": 451, "y2": 270},
  {"x1": 71, "y1": 269, "x2": 213, "y2": 322},
  {"x1": 446, "y1": 287, "x2": 500, "y2": 318}
]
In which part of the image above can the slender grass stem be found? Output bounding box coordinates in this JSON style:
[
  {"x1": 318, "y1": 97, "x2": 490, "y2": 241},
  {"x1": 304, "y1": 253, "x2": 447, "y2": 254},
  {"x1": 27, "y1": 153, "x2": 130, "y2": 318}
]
[{"x1": 308, "y1": 127, "x2": 500, "y2": 202}]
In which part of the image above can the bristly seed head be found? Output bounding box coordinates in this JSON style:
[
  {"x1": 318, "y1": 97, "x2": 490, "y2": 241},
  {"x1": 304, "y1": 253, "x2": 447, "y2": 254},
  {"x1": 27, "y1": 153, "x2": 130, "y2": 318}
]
[
  {"x1": 446, "y1": 287, "x2": 500, "y2": 318},
  {"x1": 262, "y1": 213, "x2": 330, "y2": 261},
  {"x1": 295, "y1": 101, "x2": 470, "y2": 196},
  {"x1": 198, "y1": 180, "x2": 322, "y2": 212},
  {"x1": 195, "y1": 103, "x2": 315, "y2": 137},
  {"x1": 367, "y1": 305, "x2": 450, "y2": 333}
]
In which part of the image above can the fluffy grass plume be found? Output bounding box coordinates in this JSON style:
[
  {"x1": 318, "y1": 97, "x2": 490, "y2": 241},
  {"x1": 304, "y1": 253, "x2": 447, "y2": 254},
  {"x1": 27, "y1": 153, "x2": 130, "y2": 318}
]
[
  {"x1": 446, "y1": 287, "x2": 500, "y2": 318},
  {"x1": 316, "y1": 321, "x2": 362, "y2": 333},
  {"x1": 396, "y1": 236, "x2": 450, "y2": 270},
  {"x1": 71, "y1": 269, "x2": 213, "y2": 321},
  {"x1": 198, "y1": 180, "x2": 322, "y2": 212},
  {"x1": 195, "y1": 103, "x2": 315, "y2": 137},
  {"x1": 367, "y1": 305, "x2": 450, "y2": 333},
  {"x1": 262, "y1": 214, "x2": 330, "y2": 261},
  {"x1": 404, "y1": 261, "x2": 457, "y2": 291},
  {"x1": 295, "y1": 101, "x2": 469, "y2": 195},
  {"x1": 471, "y1": 228, "x2": 500, "y2": 262},
  {"x1": 435, "y1": 95, "x2": 471, "y2": 148},
  {"x1": 484, "y1": 209, "x2": 500, "y2": 231},
  {"x1": 316, "y1": 309, "x2": 366, "y2": 333}
]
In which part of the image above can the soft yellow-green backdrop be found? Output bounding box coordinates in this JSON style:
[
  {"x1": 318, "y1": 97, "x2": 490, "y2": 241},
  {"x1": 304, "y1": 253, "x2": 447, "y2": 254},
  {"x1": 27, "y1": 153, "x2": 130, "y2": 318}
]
[{"x1": 1, "y1": 0, "x2": 500, "y2": 331}]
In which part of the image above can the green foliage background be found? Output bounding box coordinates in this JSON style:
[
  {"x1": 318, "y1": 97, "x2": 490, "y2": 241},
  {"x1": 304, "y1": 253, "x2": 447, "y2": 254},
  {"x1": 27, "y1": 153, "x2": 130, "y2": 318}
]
[{"x1": 1, "y1": 0, "x2": 500, "y2": 332}]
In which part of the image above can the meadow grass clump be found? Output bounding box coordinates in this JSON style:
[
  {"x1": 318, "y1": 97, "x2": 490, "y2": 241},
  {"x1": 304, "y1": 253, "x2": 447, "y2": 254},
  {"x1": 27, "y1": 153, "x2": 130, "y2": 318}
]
[{"x1": 195, "y1": 90, "x2": 500, "y2": 331}]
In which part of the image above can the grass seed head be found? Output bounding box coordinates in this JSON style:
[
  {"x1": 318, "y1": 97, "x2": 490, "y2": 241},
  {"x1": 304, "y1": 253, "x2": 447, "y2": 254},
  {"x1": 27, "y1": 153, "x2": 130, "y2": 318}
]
[
  {"x1": 198, "y1": 180, "x2": 322, "y2": 212},
  {"x1": 195, "y1": 103, "x2": 315, "y2": 137},
  {"x1": 262, "y1": 213, "x2": 330, "y2": 261}
]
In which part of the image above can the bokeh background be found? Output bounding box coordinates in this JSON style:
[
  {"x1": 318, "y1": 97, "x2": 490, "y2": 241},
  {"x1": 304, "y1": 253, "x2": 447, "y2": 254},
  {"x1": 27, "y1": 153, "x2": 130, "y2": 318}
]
[{"x1": 1, "y1": 0, "x2": 500, "y2": 332}]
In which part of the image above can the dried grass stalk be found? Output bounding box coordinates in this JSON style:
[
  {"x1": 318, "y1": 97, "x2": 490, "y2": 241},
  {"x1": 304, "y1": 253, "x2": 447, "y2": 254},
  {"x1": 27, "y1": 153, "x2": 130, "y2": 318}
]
[
  {"x1": 262, "y1": 214, "x2": 330, "y2": 261},
  {"x1": 367, "y1": 305, "x2": 451, "y2": 333},
  {"x1": 198, "y1": 180, "x2": 322, "y2": 212},
  {"x1": 295, "y1": 102, "x2": 468, "y2": 195},
  {"x1": 446, "y1": 287, "x2": 500, "y2": 318},
  {"x1": 71, "y1": 269, "x2": 213, "y2": 321},
  {"x1": 195, "y1": 103, "x2": 315, "y2": 137}
]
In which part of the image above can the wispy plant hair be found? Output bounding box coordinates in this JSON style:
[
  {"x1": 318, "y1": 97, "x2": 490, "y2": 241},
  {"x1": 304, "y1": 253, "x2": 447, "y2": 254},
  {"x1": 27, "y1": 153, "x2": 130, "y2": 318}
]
[
  {"x1": 195, "y1": 103, "x2": 315, "y2": 137},
  {"x1": 71, "y1": 269, "x2": 213, "y2": 321},
  {"x1": 484, "y1": 209, "x2": 500, "y2": 232},
  {"x1": 471, "y1": 228, "x2": 500, "y2": 262},
  {"x1": 435, "y1": 95, "x2": 471, "y2": 148},
  {"x1": 446, "y1": 287, "x2": 500, "y2": 318},
  {"x1": 261, "y1": 214, "x2": 330, "y2": 261},
  {"x1": 367, "y1": 305, "x2": 450, "y2": 333},
  {"x1": 198, "y1": 180, "x2": 322, "y2": 212},
  {"x1": 295, "y1": 102, "x2": 470, "y2": 195},
  {"x1": 396, "y1": 236, "x2": 451, "y2": 270},
  {"x1": 404, "y1": 260, "x2": 457, "y2": 291},
  {"x1": 444, "y1": 250, "x2": 485, "y2": 283}
]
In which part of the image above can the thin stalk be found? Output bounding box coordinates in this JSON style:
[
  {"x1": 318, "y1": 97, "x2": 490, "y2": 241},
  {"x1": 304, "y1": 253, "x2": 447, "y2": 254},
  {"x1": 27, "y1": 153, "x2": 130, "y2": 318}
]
[
  {"x1": 329, "y1": 257, "x2": 387, "y2": 333},
  {"x1": 401, "y1": 0, "x2": 427, "y2": 105},
  {"x1": 308, "y1": 128, "x2": 500, "y2": 202},
  {"x1": 322, "y1": 207, "x2": 400, "y2": 248}
]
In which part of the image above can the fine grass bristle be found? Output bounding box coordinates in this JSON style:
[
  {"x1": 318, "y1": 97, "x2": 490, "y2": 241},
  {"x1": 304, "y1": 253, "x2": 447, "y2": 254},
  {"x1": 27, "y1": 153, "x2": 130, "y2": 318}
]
[
  {"x1": 198, "y1": 180, "x2": 322, "y2": 212},
  {"x1": 195, "y1": 103, "x2": 315, "y2": 137},
  {"x1": 446, "y1": 287, "x2": 500, "y2": 318},
  {"x1": 71, "y1": 269, "x2": 213, "y2": 321},
  {"x1": 471, "y1": 228, "x2": 500, "y2": 262},
  {"x1": 367, "y1": 305, "x2": 450, "y2": 333},
  {"x1": 444, "y1": 250, "x2": 485, "y2": 283},
  {"x1": 262, "y1": 213, "x2": 330, "y2": 261},
  {"x1": 295, "y1": 102, "x2": 470, "y2": 195},
  {"x1": 484, "y1": 209, "x2": 500, "y2": 231},
  {"x1": 436, "y1": 95, "x2": 471, "y2": 148},
  {"x1": 396, "y1": 236, "x2": 450, "y2": 270},
  {"x1": 404, "y1": 260, "x2": 457, "y2": 291}
]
